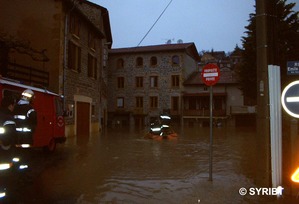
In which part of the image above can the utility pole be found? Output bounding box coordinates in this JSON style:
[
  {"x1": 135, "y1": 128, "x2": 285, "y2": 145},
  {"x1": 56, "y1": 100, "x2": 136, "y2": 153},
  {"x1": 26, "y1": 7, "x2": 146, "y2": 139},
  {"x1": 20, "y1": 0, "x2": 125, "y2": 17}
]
[{"x1": 256, "y1": 0, "x2": 271, "y2": 187}]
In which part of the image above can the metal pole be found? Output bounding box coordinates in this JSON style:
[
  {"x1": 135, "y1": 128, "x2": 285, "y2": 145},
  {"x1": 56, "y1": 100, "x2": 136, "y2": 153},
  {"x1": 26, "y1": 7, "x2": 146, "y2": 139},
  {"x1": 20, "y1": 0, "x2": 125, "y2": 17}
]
[{"x1": 209, "y1": 85, "x2": 213, "y2": 181}]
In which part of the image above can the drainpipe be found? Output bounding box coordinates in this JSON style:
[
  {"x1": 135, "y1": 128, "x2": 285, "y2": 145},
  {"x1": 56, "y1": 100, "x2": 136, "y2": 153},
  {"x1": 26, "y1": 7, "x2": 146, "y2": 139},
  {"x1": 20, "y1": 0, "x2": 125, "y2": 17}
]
[
  {"x1": 63, "y1": 13, "x2": 68, "y2": 110},
  {"x1": 63, "y1": 0, "x2": 76, "y2": 109}
]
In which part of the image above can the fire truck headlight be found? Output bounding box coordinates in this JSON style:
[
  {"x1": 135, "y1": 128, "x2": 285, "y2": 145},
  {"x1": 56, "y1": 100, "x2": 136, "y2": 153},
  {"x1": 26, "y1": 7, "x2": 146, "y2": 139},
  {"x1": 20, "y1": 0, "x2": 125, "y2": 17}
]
[{"x1": 0, "y1": 127, "x2": 5, "y2": 134}]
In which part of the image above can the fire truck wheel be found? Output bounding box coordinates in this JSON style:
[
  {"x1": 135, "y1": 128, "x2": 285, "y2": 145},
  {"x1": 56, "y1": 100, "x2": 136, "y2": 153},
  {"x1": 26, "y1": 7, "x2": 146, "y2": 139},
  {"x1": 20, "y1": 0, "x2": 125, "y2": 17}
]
[{"x1": 44, "y1": 138, "x2": 56, "y2": 153}]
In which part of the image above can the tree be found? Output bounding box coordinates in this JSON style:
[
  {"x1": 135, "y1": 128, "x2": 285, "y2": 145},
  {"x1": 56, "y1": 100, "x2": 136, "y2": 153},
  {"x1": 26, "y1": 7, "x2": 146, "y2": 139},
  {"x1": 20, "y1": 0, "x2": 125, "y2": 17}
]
[{"x1": 238, "y1": 1, "x2": 299, "y2": 103}]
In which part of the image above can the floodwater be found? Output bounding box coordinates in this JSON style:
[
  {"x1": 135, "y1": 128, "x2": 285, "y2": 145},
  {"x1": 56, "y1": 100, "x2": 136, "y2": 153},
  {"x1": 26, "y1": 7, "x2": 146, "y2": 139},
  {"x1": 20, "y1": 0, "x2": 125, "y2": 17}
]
[{"x1": 2, "y1": 126, "x2": 284, "y2": 203}]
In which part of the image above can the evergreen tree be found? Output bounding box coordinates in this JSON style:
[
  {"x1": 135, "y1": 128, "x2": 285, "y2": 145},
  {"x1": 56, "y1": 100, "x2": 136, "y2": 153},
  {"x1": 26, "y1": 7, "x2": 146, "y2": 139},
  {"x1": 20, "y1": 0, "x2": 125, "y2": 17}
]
[{"x1": 238, "y1": 1, "x2": 299, "y2": 104}]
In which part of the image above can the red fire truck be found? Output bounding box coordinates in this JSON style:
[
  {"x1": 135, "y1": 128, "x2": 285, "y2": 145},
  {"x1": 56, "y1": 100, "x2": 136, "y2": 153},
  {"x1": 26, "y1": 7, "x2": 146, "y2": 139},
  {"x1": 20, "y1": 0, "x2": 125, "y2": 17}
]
[{"x1": 0, "y1": 77, "x2": 66, "y2": 152}]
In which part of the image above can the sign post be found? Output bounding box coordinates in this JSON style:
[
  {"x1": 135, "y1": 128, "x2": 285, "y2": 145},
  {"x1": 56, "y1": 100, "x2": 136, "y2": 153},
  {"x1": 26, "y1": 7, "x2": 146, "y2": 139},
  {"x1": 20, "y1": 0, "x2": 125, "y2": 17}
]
[{"x1": 201, "y1": 63, "x2": 220, "y2": 181}]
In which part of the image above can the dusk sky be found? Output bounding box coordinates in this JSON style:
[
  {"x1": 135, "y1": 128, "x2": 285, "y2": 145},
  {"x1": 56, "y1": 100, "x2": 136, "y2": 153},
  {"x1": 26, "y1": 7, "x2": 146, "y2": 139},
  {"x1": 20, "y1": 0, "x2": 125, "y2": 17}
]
[{"x1": 90, "y1": 0, "x2": 298, "y2": 52}]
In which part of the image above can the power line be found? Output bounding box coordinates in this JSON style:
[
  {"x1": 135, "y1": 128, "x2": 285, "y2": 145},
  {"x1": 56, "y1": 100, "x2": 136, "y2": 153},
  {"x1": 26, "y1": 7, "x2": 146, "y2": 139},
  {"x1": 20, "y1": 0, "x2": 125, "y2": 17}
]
[{"x1": 137, "y1": 0, "x2": 173, "y2": 47}]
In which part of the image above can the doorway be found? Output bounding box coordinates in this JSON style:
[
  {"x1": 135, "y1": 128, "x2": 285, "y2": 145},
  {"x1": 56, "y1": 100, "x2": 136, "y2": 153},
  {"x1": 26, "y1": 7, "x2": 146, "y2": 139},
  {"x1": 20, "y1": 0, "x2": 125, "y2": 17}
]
[{"x1": 76, "y1": 101, "x2": 90, "y2": 144}]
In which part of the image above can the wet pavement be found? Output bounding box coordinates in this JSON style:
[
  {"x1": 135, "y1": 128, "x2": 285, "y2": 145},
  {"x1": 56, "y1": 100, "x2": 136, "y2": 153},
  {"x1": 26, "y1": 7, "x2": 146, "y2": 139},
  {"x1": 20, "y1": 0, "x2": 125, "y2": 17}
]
[{"x1": 1, "y1": 126, "x2": 298, "y2": 203}]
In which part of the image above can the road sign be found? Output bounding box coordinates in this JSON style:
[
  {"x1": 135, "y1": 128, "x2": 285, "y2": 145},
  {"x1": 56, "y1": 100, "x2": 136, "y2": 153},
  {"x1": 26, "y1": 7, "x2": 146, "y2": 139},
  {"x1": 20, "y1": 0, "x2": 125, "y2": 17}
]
[
  {"x1": 200, "y1": 63, "x2": 220, "y2": 181},
  {"x1": 281, "y1": 80, "x2": 299, "y2": 118},
  {"x1": 287, "y1": 61, "x2": 299, "y2": 75},
  {"x1": 201, "y1": 63, "x2": 220, "y2": 86}
]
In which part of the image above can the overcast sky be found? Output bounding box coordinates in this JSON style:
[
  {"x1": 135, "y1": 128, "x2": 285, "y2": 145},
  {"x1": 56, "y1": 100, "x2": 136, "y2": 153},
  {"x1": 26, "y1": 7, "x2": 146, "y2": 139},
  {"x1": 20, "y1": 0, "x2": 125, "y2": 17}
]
[{"x1": 89, "y1": 0, "x2": 298, "y2": 52}]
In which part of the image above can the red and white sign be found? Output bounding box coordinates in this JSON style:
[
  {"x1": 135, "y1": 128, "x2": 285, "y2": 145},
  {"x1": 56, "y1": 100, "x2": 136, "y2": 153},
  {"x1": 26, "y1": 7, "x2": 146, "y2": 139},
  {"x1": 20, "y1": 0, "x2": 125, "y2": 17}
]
[{"x1": 201, "y1": 63, "x2": 220, "y2": 86}]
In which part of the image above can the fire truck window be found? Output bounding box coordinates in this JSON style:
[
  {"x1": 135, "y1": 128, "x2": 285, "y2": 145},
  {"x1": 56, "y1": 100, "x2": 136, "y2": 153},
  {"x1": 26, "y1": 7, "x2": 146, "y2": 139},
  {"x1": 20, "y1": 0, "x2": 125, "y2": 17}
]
[{"x1": 55, "y1": 98, "x2": 64, "y2": 116}]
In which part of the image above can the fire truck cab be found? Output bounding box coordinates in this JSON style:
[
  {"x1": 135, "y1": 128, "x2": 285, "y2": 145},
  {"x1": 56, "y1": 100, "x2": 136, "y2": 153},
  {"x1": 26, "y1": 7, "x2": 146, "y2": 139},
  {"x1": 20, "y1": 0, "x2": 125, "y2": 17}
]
[{"x1": 0, "y1": 77, "x2": 66, "y2": 152}]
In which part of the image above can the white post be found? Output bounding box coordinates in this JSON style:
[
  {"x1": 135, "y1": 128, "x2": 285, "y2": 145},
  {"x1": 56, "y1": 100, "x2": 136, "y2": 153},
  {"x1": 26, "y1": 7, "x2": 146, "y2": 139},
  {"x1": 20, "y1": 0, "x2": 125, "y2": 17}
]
[{"x1": 268, "y1": 65, "x2": 282, "y2": 188}]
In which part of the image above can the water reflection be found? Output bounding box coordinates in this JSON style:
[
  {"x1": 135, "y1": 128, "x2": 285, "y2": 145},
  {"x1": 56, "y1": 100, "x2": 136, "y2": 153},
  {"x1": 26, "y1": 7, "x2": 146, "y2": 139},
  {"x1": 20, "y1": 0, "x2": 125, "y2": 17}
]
[{"x1": 11, "y1": 126, "x2": 262, "y2": 203}]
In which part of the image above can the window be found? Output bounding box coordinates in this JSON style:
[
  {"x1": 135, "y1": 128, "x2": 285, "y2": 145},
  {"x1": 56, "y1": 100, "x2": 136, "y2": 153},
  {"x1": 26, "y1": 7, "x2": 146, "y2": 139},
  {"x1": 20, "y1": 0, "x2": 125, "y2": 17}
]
[
  {"x1": 171, "y1": 96, "x2": 179, "y2": 111},
  {"x1": 150, "y1": 76, "x2": 158, "y2": 88},
  {"x1": 136, "y1": 97, "x2": 143, "y2": 108},
  {"x1": 171, "y1": 75, "x2": 180, "y2": 87},
  {"x1": 150, "y1": 96, "x2": 158, "y2": 109},
  {"x1": 172, "y1": 55, "x2": 180, "y2": 66},
  {"x1": 88, "y1": 54, "x2": 97, "y2": 79},
  {"x1": 69, "y1": 13, "x2": 80, "y2": 37},
  {"x1": 136, "y1": 57, "x2": 143, "y2": 67},
  {"x1": 88, "y1": 31, "x2": 96, "y2": 50},
  {"x1": 117, "y1": 77, "x2": 124, "y2": 88},
  {"x1": 117, "y1": 97, "x2": 124, "y2": 108},
  {"x1": 91, "y1": 104, "x2": 95, "y2": 117},
  {"x1": 68, "y1": 41, "x2": 81, "y2": 72},
  {"x1": 136, "y1": 77, "x2": 143, "y2": 88},
  {"x1": 150, "y1": 56, "x2": 157, "y2": 67},
  {"x1": 117, "y1": 58, "x2": 124, "y2": 69}
]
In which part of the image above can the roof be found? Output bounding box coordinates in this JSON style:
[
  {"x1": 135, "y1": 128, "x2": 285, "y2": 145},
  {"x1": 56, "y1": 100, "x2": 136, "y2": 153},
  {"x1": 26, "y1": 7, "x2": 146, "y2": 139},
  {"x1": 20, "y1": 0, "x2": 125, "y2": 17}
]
[
  {"x1": 183, "y1": 69, "x2": 239, "y2": 86},
  {"x1": 109, "y1": 43, "x2": 201, "y2": 61}
]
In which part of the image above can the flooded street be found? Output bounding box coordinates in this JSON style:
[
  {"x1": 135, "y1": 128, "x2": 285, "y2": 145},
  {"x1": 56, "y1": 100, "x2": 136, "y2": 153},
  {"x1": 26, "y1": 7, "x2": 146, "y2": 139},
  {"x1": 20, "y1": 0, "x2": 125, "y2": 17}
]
[{"x1": 5, "y1": 126, "x2": 277, "y2": 203}]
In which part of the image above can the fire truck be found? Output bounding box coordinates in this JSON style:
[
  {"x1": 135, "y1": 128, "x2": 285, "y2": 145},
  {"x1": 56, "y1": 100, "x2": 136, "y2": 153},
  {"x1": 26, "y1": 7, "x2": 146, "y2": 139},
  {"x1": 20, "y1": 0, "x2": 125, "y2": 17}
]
[{"x1": 0, "y1": 77, "x2": 66, "y2": 152}]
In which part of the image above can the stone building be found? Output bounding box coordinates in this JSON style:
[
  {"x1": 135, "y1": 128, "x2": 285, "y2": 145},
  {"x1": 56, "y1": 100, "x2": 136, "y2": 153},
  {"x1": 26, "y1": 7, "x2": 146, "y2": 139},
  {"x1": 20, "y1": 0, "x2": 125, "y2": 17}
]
[
  {"x1": 0, "y1": 0, "x2": 112, "y2": 137},
  {"x1": 107, "y1": 43, "x2": 200, "y2": 127}
]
